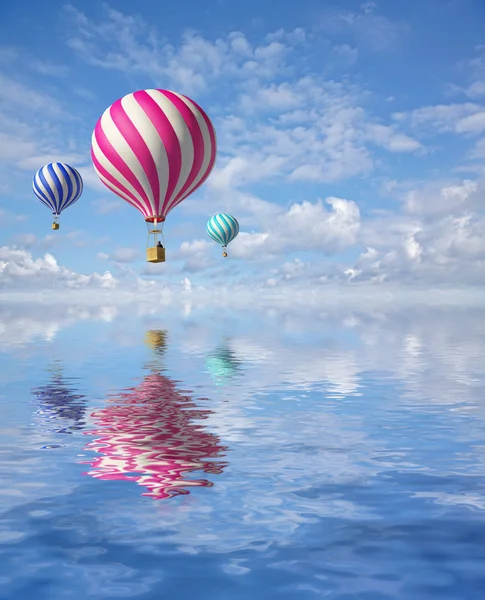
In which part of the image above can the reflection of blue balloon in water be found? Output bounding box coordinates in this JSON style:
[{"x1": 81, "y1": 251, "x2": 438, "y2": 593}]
[
  {"x1": 205, "y1": 343, "x2": 243, "y2": 386},
  {"x1": 207, "y1": 213, "x2": 239, "y2": 257},
  {"x1": 32, "y1": 364, "x2": 86, "y2": 435}
]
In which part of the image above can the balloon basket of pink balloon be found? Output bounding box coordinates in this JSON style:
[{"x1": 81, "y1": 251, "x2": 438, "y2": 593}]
[
  {"x1": 147, "y1": 246, "x2": 166, "y2": 263},
  {"x1": 146, "y1": 220, "x2": 166, "y2": 263}
]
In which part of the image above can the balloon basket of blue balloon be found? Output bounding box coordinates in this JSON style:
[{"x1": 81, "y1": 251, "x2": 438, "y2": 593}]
[
  {"x1": 147, "y1": 246, "x2": 166, "y2": 263},
  {"x1": 52, "y1": 222, "x2": 59, "y2": 230}
]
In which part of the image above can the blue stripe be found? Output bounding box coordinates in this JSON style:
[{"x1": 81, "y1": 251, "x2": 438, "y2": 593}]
[
  {"x1": 47, "y1": 163, "x2": 64, "y2": 213},
  {"x1": 37, "y1": 169, "x2": 57, "y2": 213},
  {"x1": 32, "y1": 177, "x2": 53, "y2": 209},
  {"x1": 57, "y1": 163, "x2": 73, "y2": 211},
  {"x1": 72, "y1": 168, "x2": 83, "y2": 202}
]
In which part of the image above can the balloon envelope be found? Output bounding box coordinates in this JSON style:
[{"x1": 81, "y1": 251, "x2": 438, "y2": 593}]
[
  {"x1": 207, "y1": 213, "x2": 239, "y2": 247},
  {"x1": 91, "y1": 89, "x2": 217, "y2": 222},
  {"x1": 32, "y1": 162, "x2": 83, "y2": 215}
]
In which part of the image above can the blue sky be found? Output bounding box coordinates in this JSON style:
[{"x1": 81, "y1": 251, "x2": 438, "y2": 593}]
[{"x1": 1, "y1": 0, "x2": 485, "y2": 298}]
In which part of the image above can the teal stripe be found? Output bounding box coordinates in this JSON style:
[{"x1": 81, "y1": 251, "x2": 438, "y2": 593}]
[
  {"x1": 213, "y1": 216, "x2": 229, "y2": 244},
  {"x1": 218, "y1": 214, "x2": 232, "y2": 244}
]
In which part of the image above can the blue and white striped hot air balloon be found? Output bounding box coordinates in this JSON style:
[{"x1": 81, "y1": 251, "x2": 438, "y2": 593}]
[
  {"x1": 206, "y1": 213, "x2": 239, "y2": 257},
  {"x1": 33, "y1": 162, "x2": 83, "y2": 230}
]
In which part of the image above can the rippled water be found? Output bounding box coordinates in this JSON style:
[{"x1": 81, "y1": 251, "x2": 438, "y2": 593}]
[{"x1": 1, "y1": 302, "x2": 485, "y2": 599}]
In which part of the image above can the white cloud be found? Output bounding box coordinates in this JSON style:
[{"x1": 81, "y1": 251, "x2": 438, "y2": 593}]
[
  {"x1": 179, "y1": 173, "x2": 485, "y2": 288},
  {"x1": 452, "y1": 47, "x2": 485, "y2": 100},
  {"x1": 4, "y1": 242, "x2": 485, "y2": 312},
  {"x1": 64, "y1": 5, "x2": 300, "y2": 95},
  {"x1": 363, "y1": 123, "x2": 422, "y2": 152},
  {"x1": 393, "y1": 102, "x2": 485, "y2": 136},
  {"x1": 0, "y1": 246, "x2": 117, "y2": 291},
  {"x1": 187, "y1": 196, "x2": 360, "y2": 262},
  {"x1": 0, "y1": 208, "x2": 29, "y2": 225},
  {"x1": 462, "y1": 81, "x2": 485, "y2": 99},
  {"x1": 0, "y1": 72, "x2": 66, "y2": 118},
  {"x1": 211, "y1": 76, "x2": 421, "y2": 188},
  {"x1": 469, "y1": 138, "x2": 485, "y2": 160},
  {"x1": 64, "y1": 7, "x2": 421, "y2": 195},
  {"x1": 11, "y1": 233, "x2": 57, "y2": 251},
  {"x1": 98, "y1": 247, "x2": 141, "y2": 263},
  {"x1": 333, "y1": 43, "x2": 359, "y2": 64},
  {"x1": 8, "y1": 229, "x2": 109, "y2": 253},
  {"x1": 1, "y1": 6, "x2": 484, "y2": 296},
  {"x1": 350, "y1": 211, "x2": 485, "y2": 285},
  {"x1": 318, "y1": 3, "x2": 408, "y2": 53},
  {"x1": 175, "y1": 239, "x2": 216, "y2": 272},
  {"x1": 0, "y1": 71, "x2": 90, "y2": 193},
  {"x1": 274, "y1": 258, "x2": 306, "y2": 281},
  {"x1": 192, "y1": 175, "x2": 485, "y2": 287},
  {"x1": 403, "y1": 178, "x2": 481, "y2": 216},
  {"x1": 91, "y1": 197, "x2": 125, "y2": 215},
  {"x1": 29, "y1": 60, "x2": 70, "y2": 78},
  {"x1": 455, "y1": 111, "x2": 485, "y2": 134},
  {"x1": 274, "y1": 196, "x2": 361, "y2": 251},
  {"x1": 0, "y1": 44, "x2": 69, "y2": 78},
  {"x1": 77, "y1": 165, "x2": 108, "y2": 192}
]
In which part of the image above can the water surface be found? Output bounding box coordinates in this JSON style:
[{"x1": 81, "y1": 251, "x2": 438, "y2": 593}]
[{"x1": 1, "y1": 302, "x2": 485, "y2": 599}]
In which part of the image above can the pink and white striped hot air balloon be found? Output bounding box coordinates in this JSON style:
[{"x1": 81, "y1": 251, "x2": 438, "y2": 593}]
[{"x1": 91, "y1": 89, "x2": 217, "y2": 263}]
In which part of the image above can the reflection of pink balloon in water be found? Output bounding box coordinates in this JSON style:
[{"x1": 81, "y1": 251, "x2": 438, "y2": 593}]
[{"x1": 82, "y1": 373, "x2": 228, "y2": 499}]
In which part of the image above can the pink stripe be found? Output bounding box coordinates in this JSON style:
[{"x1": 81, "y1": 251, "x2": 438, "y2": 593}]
[
  {"x1": 160, "y1": 90, "x2": 205, "y2": 213},
  {"x1": 110, "y1": 95, "x2": 160, "y2": 218},
  {"x1": 91, "y1": 149, "x2": 146, "y2": 214},
  {"x1": 94, "y1": 103, "x2": 151, "y2": 218},
  {"x1": 178, "y1": 97, "x2": 217, "y2": 203},
  {"x1": 135, "y1": 90, "x2": 182, "y2": 219}
]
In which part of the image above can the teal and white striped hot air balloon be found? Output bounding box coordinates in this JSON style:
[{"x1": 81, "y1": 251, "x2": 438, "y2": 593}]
[{"x1": 206, "y1": 213, "x2": 239, "y2": 257}]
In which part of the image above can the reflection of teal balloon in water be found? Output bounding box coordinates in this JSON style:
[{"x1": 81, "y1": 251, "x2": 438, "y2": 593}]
[{"x1": 205, "y1": 343, "x2": 243, "y2": 386}]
